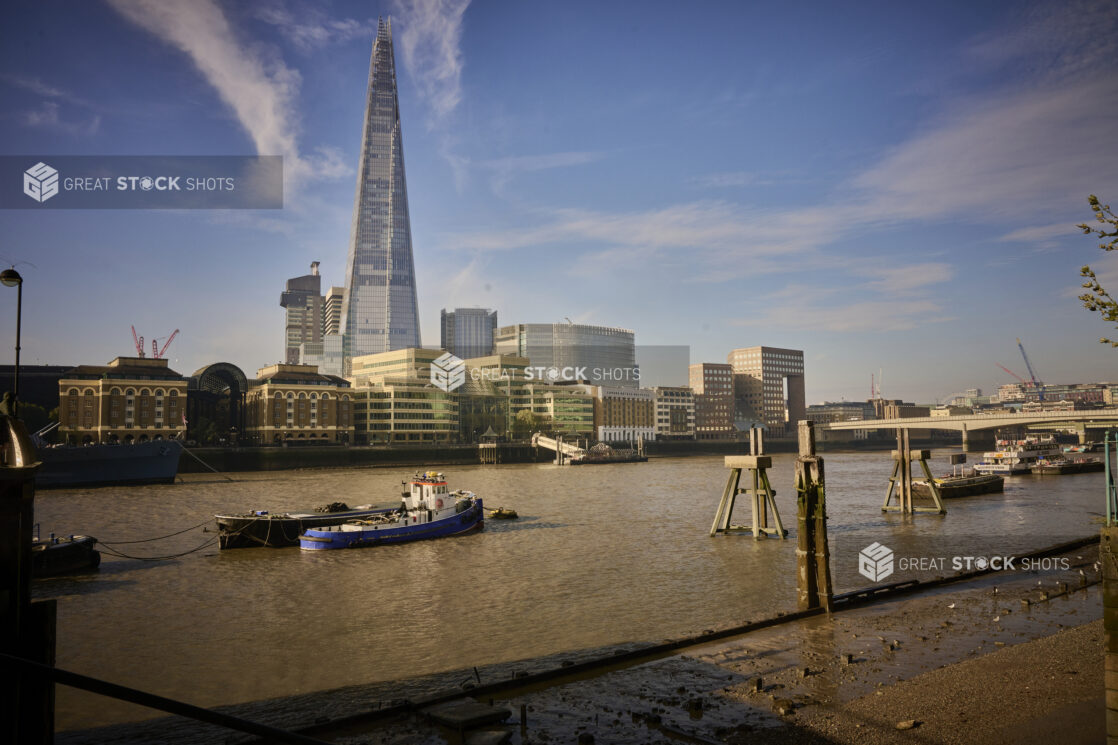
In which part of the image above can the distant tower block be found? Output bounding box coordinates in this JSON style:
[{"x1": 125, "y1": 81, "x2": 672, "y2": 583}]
[{"x1": 710, "y1": 429, "x2": 786, "y2": 539}]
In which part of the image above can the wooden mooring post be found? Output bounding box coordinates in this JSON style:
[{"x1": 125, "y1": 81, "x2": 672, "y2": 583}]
[
  {"x1": 1104, "y1": 430, "x2": 1118, "y2": 743},
  {"x1": 710, "y1": 427, "x2": 786, "y2": 539},
  {"x1": 795, "y1": 420, "x2": 832, "y2": 611},
  {"x1": 882, "y1": 428, "x2": 946, "y2": 514}
]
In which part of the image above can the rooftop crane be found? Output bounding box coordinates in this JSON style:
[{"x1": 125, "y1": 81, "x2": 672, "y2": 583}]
[
  {"x1": 152, "y1": 329, "x2": 179, "y2": 359},
  {"x1": 131, "y1": 326, "x2": 179, "y2": 359},
  {"x1": 131, "y1": 325, "x2": 146, "y2": 358},
  {"x1": 1016, "y1": 337, "x2": 1045, "y2": 401}
]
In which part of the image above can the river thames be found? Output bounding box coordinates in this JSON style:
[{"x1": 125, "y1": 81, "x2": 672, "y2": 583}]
[{"x1": 30, "y1": 450, "x2": 1105, "y2": 732}]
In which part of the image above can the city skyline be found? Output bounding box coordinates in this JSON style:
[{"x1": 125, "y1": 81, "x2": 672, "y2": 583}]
[{"x1": 1, "y1": 1, "x2": 1117, "y2": 405}]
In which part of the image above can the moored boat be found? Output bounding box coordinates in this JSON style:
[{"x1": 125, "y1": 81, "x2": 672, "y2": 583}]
[
  {"x1": 912, "y1": 469, "x2": 1004, "y2": 498},
  {"x1": 300, "y1": 472, "x2": 483, "y2": 550},
  {"x1": 35, "y1": 438, "x2": 183, "y2": 489},
  {"x1": 215, "y1": 502, "x2": 395, "y2": 549},
  {"x1": 973, "y1": 438, "x2": 1060, "y2": 475},
  {"x1": 1030, "y1": 457, "x2": 1105, "y2": 475},
  {"x1": 32, "y1": 532, "x2": 101, "y2": 577}
]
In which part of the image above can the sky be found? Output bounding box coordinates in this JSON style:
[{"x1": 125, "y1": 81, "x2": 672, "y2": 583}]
[{"x1": 1, "y1": 0, "x2": 1116, "y2": 405}]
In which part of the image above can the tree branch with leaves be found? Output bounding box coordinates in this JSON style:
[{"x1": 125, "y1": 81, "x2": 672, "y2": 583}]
[{"x1": 1078, "y1": 194, "x2": 1118, "y2": 347}]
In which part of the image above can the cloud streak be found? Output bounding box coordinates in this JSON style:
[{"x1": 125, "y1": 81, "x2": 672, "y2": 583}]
[
  {"x1": 390, "y1": 0, "x2": 470, "y2": 122},
  {"x1": 734, "y1": 298, "x2": 955, "y2": 333},
  {"x1": 252, "y1": 3, "x2": 373, "y2": 52},
  {"x1": 107, "y1": 0, "x2": 344, "y2": 192}
]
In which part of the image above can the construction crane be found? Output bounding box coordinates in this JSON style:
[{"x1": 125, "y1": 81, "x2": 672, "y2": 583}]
[
  {"x1": 995, "y1": 363, "x2": 1027, "y2": 384},
  {"x1": 131, "y1": 325, "x2": 146, "y2": 358},
  {"x1": 152, "y1": 329, "x2": 179, "y2": 359},
  {"x1": 1016, "y1": 338, "x2": 1045, "y2": 401},
  {"x1": 131, "y1": 326, "x2": 179, "y2": 359}
]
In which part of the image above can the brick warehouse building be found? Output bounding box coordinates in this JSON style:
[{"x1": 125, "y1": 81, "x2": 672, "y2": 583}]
[
  {"x1": 244, "y1": 364, "x2": 354, "y2": 444},
  {"x1": 58, "y1": 357, "x2": 189, "y2": 444}
]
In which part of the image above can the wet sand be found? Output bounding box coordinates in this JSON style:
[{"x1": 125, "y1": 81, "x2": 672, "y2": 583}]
[{"x1": 61, "y1": 543, "x2": 1103, "y2": 744}]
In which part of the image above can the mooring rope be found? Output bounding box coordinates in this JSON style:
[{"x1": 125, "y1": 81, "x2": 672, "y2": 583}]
[
  {"x1": 98, "y1": 519, "x2": 213, "y2": 545},
  {"x1": 96, "y1": 535, "x2": 220, "y2": 561}
]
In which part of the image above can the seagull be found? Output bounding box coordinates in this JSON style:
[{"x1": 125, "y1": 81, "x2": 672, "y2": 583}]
[
  {"x1": 993, "y1": 615, "x2": 1001, "y2": 623},
  {"x1": 947, "y1": 603, "x2": 956, "y2": 609}
]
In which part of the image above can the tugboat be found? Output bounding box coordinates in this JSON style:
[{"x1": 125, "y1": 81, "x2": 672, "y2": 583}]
[{"x1": 299, "y1": 472, "x2": 483, "y2": 550}]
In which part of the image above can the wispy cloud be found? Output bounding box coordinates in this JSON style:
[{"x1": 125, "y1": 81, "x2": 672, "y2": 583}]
[
  {"x1": 733, "y1": 298, "x2": 955, "y2": 333},
  {"x1": 452, "y1": 200, "x2": 829, "y2": 258},
  {"x1": 107, "y1": 0, "x2": 345, "y2": 191},
  {"x1": 390, "y1": 0, "x2": 471, "y2": 122},
  {"x1": 862, "y1": 263, "x2": 954, "y2": 294},
  {"x1": 2, "y1": 73, "x2": 101, "y2": 136},
  {"x1": 443, "y1": 0, "x2": 1118, "y2": 290},
  {"x1": 466, "y1": 150, "x2": 603, "y2": 195},
  {"x1": 1, "y1": 73, "x2": 71, "y2": 100},
  {"x1": 997, "y1": 221, "x2": 1079, "y2": 249},
  {"x1": 849, "y1": 77, "x2": 1118, "y2": 224},
  {"x1": 22, "y1": 101, "x2": 101, "y2": 136},
  {"x1": 966, "y1": 0, "x2": 1118, "y2": 83},
  {"x1": 252, "y1": 2, "x2": 373, "y2": 53},
  {"x1": 687, "y1": 171, "x2": 768, "y2": 189}
]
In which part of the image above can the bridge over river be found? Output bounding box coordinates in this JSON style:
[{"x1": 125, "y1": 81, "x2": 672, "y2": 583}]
[{"x1": 819, "y1": 408, "x2": 1118, "y2": 450}]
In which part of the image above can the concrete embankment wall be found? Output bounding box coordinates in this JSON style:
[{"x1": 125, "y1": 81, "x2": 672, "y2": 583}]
[
  {"x1": 177, "y1": 444, "x2": 550, "y2": 473},
  {"x1": 178, "y1": 436, "x2": 950, "y2": 474}
]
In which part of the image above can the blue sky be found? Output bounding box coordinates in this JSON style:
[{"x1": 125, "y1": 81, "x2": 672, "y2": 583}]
[{"x1": 1, "y1": 0, "x2": 1116, "y2": 404}]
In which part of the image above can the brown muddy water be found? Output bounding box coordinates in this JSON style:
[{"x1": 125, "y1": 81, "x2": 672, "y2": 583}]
[{"x1": 29, "y1": 451, "x2": 1107, "y2": 731}]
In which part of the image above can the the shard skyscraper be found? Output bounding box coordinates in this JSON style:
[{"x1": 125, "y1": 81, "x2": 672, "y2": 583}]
[{"x1": 341, "y1": 17, "x2": 421, "y2": 366}]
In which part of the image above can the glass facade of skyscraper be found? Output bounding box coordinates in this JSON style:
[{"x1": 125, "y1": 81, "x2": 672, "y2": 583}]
[
  {"x1": 341, "y1": 18, "x2": 421, "y2": 366},
  {"x1": 493, "y1": 323, "x2": 639, "y2": 389}
]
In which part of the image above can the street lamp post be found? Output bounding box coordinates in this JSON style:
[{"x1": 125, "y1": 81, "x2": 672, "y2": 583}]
[{"x1": 0, "y1": 268, "x2": 22, "y2": 418}]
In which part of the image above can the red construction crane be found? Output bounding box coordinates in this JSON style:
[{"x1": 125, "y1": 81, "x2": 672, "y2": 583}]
[
  {"x1": 131, "y1": 325, "x2": 146, "y2": 358},
  {"x1": 132, "y1": 326, "x2": 179, "y2": 359},
  {"x1": 995, "y1": 362, "x2": 1026, "y2": 384},
  {"x1": 153, "y1": 329, "x2": 179, "y2": 359}
]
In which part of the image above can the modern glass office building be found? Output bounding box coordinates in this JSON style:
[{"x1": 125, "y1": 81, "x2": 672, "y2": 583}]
[
  {"x1": 494, "y1": 323, "x2": 639, "y2": 389},
  {"x1": 441, "y1": 308, "x2": 498, "y2": 359},
  {"x1": 341, "y1": 18, "x2": 421, "y2": 367}
]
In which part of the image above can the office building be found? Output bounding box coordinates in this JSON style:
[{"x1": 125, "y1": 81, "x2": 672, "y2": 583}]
[
  {"x1": 727, "y1": 346, "x2": 805, "y2": 437},
  {"x1": 347, "y1": 348, "x2": 457, "y2": 444},
  {"x1": 441, "y1": 308, "x2": 498, "y2": 359},
  {"x1": 340, "y1": 18, "x2": 421, "y2": 366},
  {"x1": 494, "y1": 323, "x2": 638, "y2": 388},
  {"x1": 280, "y1": 262, "x2": 323, "y2": 365},
  {"x1": 323, "y1": 286, "x2": 344, "y2": 336},
  {"x1": 591, "y1": 386, "x2": 655, "y2": 443},
  {"x1": 689, "y1": 362, "x2": 734, "y2": 440},
  {"x1": 652, "y1": 386, "x2": 695, "y2": 440},
  {"x1": 465, "y1": 355, "x2": 594, "y2": 439}
]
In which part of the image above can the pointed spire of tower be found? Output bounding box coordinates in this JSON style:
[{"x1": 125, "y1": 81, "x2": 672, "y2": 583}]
[{"x1": 340, "y1": 16, "x2": 421, "y2": 368}]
